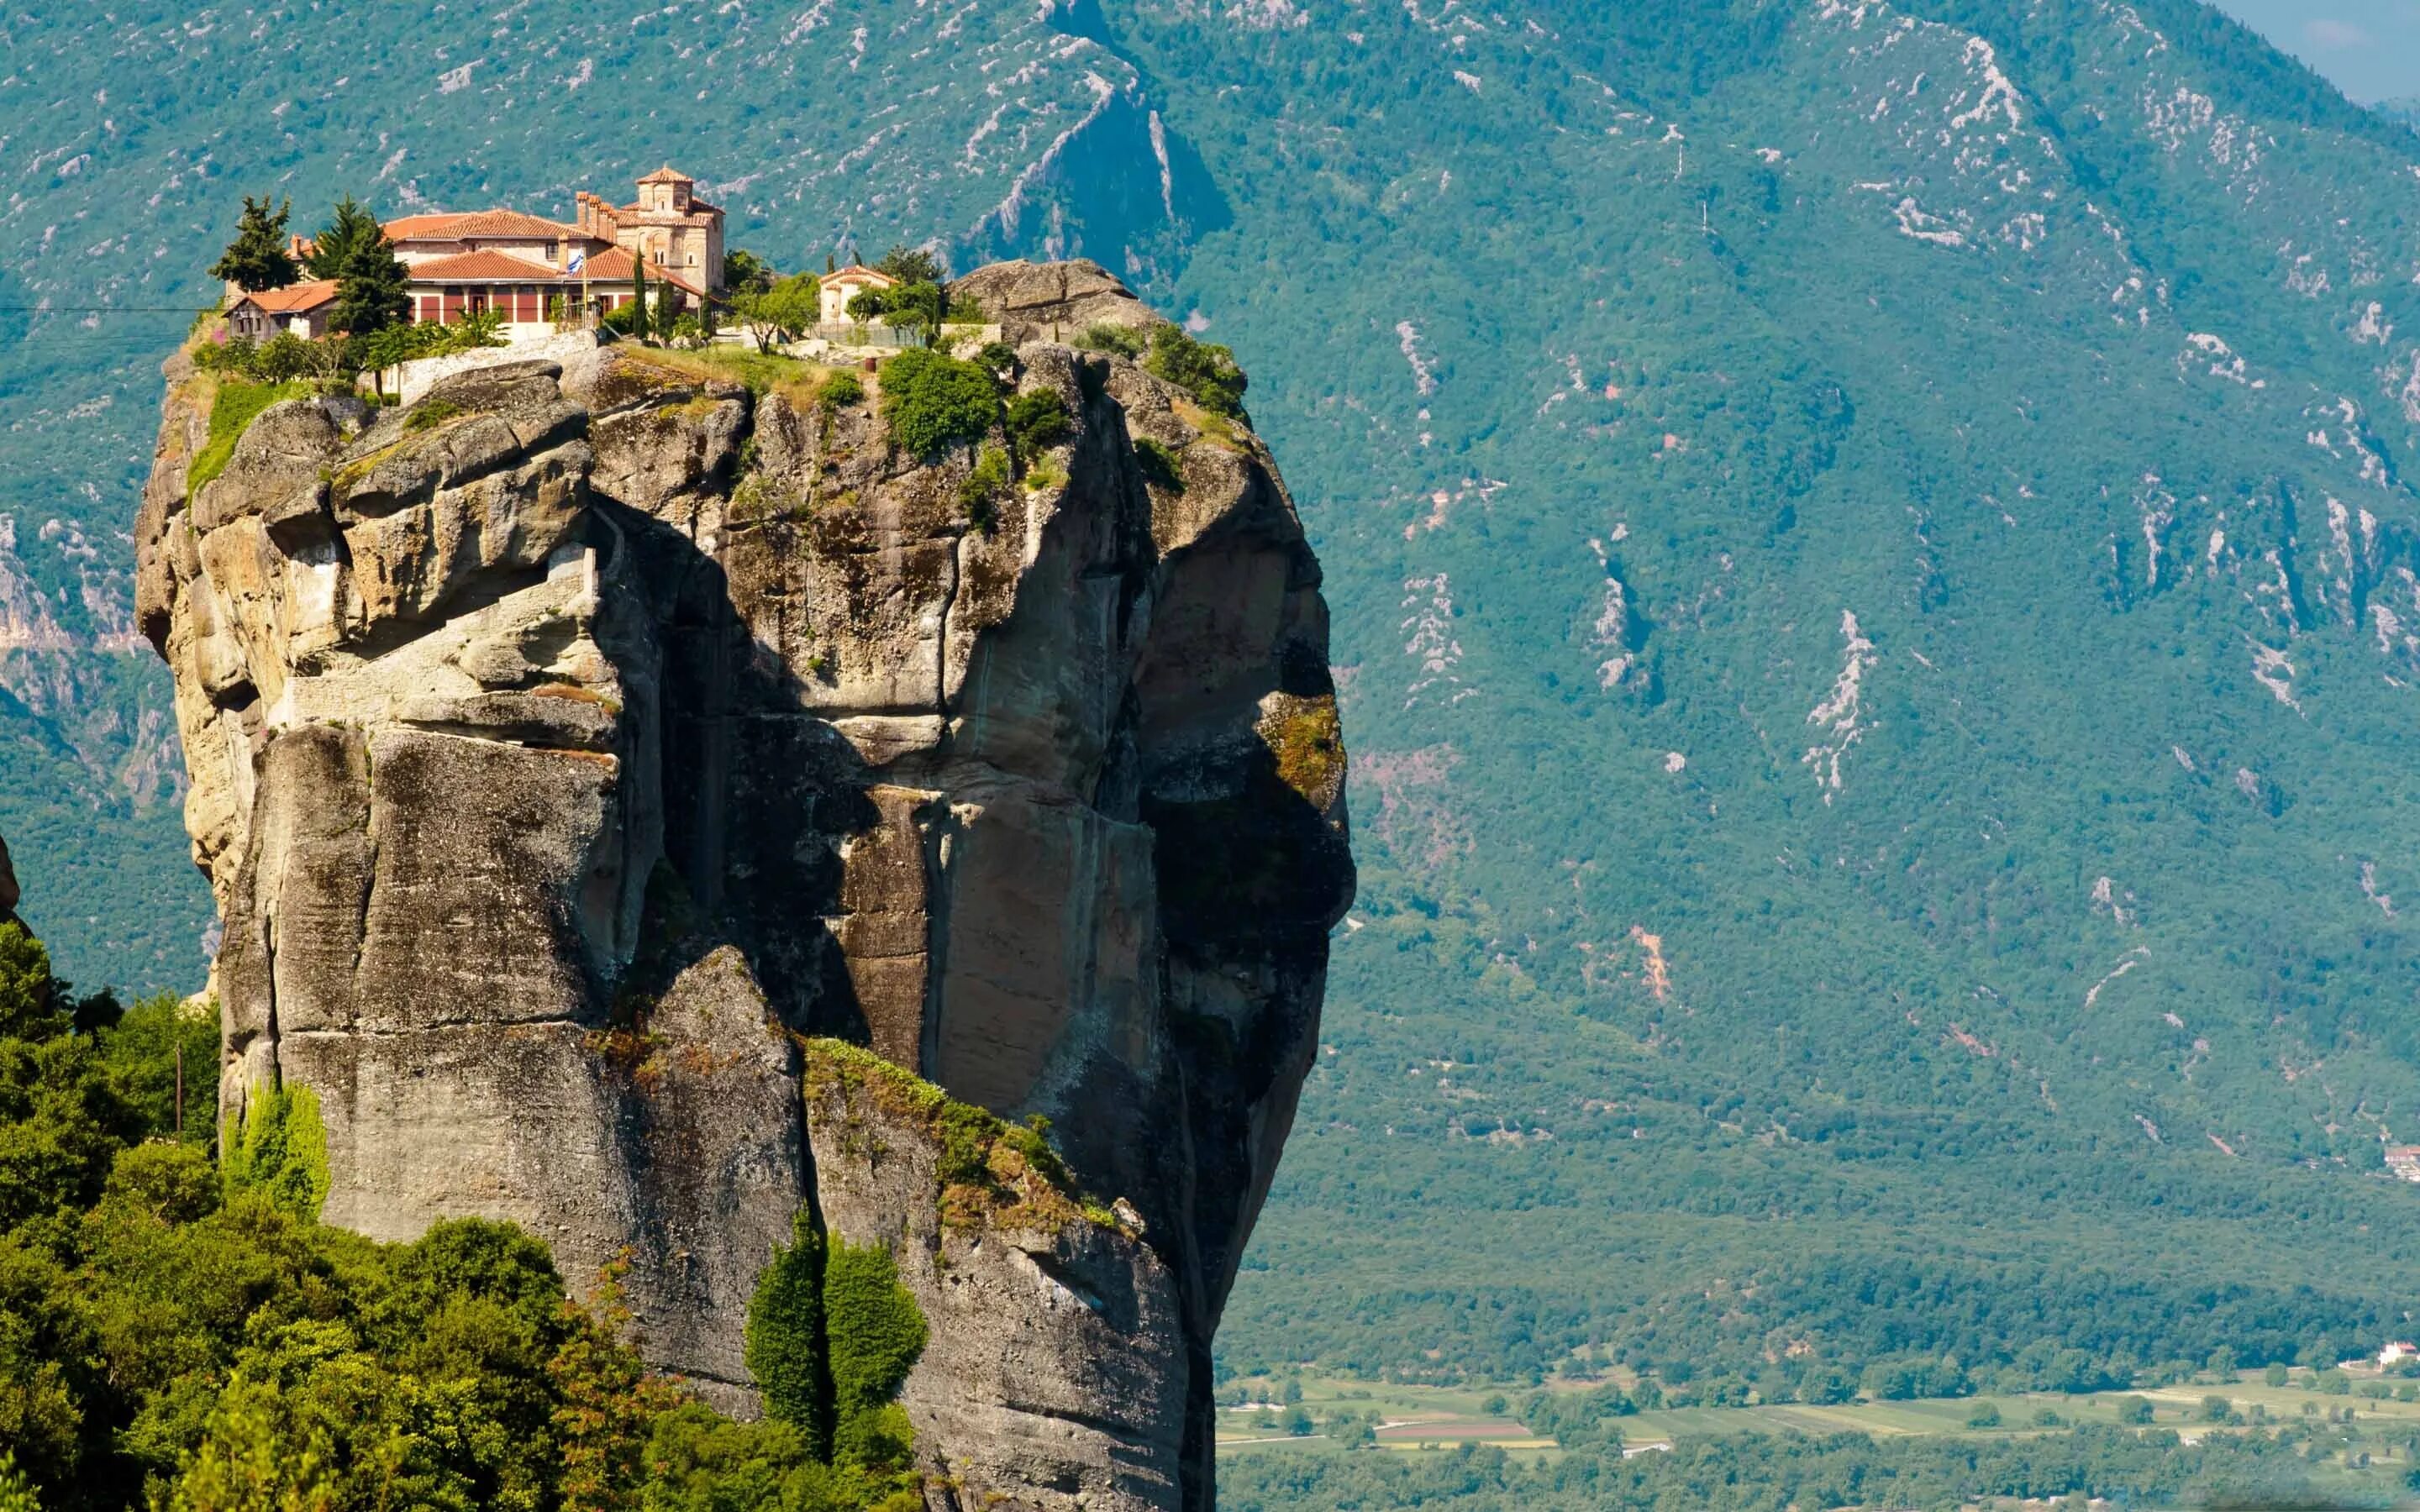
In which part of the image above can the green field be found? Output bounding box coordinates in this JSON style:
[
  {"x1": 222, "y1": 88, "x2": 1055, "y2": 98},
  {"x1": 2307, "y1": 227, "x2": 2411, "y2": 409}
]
[{"x1": 1220, "y1": 1368, "x2": 2420, "y2": 1495}]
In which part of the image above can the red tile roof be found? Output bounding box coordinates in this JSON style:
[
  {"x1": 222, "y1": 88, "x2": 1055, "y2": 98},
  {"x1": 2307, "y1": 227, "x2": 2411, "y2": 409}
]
[
  {"x1": 578, "y1": 246, "x2": 705, "y2": 297},
  {"x1": 636, "y1": 165, "x2": 696, "y2": 185},
  {"x1": 409, "y1": 249, "x2": 566, "y2": 283},
  {"x1": 402, "y1": 245, "x2": 706, "y2": 298},
  {"x1": 823, "y1": 265, "x2": 897, "y2": 286},
  {"x1": 384, "y1": 209, "x2": 581, "y2": 241},
  {"x1": 234, "y1": 280, "x2": 340, "y2": 314}
]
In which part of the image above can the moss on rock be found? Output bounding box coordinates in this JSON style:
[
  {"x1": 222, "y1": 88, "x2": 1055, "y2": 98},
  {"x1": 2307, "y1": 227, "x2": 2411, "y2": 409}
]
[
  {"x1": 800, "y1": 1039, "x2": 1118, "y2": 1234},
  {"x1": 220, "y1": 1081, "x2": 329, "y2": 1221},
  {"x1": 187, "y1": 381, "x2": 315, "y2": 501},
  {"x1": 1260, "y1": 694, "x2": 1346, "y2": 807}
]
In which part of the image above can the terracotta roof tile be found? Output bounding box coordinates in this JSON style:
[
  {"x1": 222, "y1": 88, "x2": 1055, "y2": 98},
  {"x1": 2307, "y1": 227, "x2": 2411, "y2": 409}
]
[
  {"x1": 636, "y1": 165, "x2": 696, "y2": 184},
  {"x1": 409, "y1": 249, "x2": 566, "y2": 282},
  {"x1": 385, "y1": 209, "x2": 581, "y2": 241},
  {"x1": 234, "y1": 280, "x2": 341, "y2": 314},
  {"x1": 402, "y1": 245, "x2": 707, "y2": 298},
  {"x1": 576, "y1": 246, "x2": 706, "y2": 297}
]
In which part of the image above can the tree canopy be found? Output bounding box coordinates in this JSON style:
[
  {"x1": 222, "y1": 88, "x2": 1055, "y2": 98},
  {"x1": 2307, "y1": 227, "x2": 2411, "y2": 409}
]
[
  {"x1": 735, "y1": 273, "x2": 820, "y2": 349},
  {"x1": 0, "y1": 913, "x2": 925, "y2": 1512},
  {"x1": 302, "y1": 197, "x2": 381, "y2": 281},
  {"x1": 207, "y1": 197, "x2": 297, "y2": 294}
]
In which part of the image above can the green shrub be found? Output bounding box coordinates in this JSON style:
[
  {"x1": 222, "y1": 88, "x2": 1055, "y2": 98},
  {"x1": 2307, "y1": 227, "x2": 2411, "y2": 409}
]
[
  {"x1": 1134, "y1": 436, "x2": 1186, "y2": 493},
  {"x1": 745, "y1": 1210, "x2": 833, "y2": 1454},
  {"x1": 219, "y1": 1083, "x2": 329, "y2": 1221},
  {"x1": 832, "y1": 1403, "x2": 916, "y2": 1476},
  {"x1": 103, "y1": 1142, "x2": 218, "y2": 1225},
  {"x1": 192, "y1": 333, "x2": 256, "y2": 375},
  {"x1": 0, "y1": 921, "x2": 59, "y2": 1041},
  {"x1": 820, "y1": 370, "x2": 864, "y2": 407},
  {"x1": 2117, "y1": 1396, "x2": 2154, "y2": 1424},
  {"x1": 187, "y1": 381, "x2": 314, "y2": 501},
  {"x1": 1004, "y1": 389, "x2": 1072, "y2": 460},
  {"x1": 1069, "y1": 322, "x2": 1144, "y2": 358},
  {"x1": 0, "y1": 1452, "x2": 35, "y2": 1512},
  {"x1": 957, "y1": 445, "x2": 1012, "y2": 531},
  {"x1": 738, "y1": 1212, "x2": 926, "y2": 1491},
  {"x1": 1143, "y1": 324, "x2": 1247, "y2": 416},
  {"x1": 823, "y1": 1239, "x2": 926, "y2": 1434},
  {"x1": 639, "y1": 1403, "x2": 892, "y2": 1512},
  {"x1": 879, "y1": 349, "x2": 1000, "y2": 458},
  {"x1": 255, "y1": 331, "x2": 318, "y2": 383}
]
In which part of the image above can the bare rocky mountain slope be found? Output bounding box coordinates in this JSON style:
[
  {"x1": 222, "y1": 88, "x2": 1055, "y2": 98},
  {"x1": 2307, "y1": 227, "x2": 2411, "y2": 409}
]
[{"x1": 134, "y1": 260, "x2": 1352, "y2": 1512}]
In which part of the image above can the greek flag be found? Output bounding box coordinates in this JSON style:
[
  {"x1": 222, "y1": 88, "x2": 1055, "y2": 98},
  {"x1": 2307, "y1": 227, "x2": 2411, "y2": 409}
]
[{"x1": 566, "y1": 251, "x2": 586, "y2": 274}]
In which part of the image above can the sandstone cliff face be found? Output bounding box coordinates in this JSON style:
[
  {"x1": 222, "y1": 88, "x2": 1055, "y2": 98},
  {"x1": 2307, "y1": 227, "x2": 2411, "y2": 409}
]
[{"x1": 136, "y1": 260, "x2": 1350, "y2": 1512}]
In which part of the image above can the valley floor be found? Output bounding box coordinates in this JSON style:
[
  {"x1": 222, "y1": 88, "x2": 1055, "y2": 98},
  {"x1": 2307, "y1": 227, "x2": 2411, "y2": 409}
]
[{"x1": 1218, "y1": 1370, "x2": 2420, "y2": 1505}]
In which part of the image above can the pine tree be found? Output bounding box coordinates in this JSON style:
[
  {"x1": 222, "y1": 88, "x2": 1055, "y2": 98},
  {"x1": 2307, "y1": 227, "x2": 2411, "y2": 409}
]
[
  {"x1": 208, "y1": 196, "x2": 298, "y2": 293},
  {"x1": 329, "y1": 226, "x2": 412, "y2": 337},
  {"x1": 303, "y1": 195, "x2": 382, "y2": 280}
]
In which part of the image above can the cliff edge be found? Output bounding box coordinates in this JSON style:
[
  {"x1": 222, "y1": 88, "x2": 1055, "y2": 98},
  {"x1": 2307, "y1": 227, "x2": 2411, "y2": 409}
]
[{"x1": 134, "y1": 260, "x2": 1352, "y2": 1512}]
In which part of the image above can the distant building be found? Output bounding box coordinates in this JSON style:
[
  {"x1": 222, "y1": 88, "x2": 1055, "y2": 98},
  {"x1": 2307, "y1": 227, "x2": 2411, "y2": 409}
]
[
  {"x1": 573, "y1": 165, "x2": 724, "y2": 291},
  {"x1": 2386, "y1": 1145, "x2": 2420, "y2": 1182},
  {"x1": 2383, "y1": 1341, "x2": 2417, "y2": 1367},
  {"x1": 227, "y1": 280, "x2": 339, "y2": 341},
  {"x1": 226, "y1": 167, "x2": 723, "y2": 338},
  {"x1": 818, "y1": 265, "x2": 898, "y2": 324}
]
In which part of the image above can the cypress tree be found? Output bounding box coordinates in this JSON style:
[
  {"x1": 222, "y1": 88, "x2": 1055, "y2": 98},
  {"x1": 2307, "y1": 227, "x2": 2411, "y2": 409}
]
[
  {"x1": 744, "y1": 1210, "x2": 833, "y2": 1456},
  {"x1": 208, "y1": 196, "x2": 299, "y2": 293},
  {"x1": 630, "y1": 261, "x2": 650, "y2": 340},
  {"x1": 303, "y1": 196, "x2": 381, "y2": 280},
  {"x1": 330, "y1": 227, "x2": 412, "y2": 337}
]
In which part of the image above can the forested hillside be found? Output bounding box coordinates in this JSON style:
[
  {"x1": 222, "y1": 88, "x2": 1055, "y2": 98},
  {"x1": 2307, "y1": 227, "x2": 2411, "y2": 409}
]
[{"x1": 9, "y1": 0, "x2": 2420, "y2": 1420}]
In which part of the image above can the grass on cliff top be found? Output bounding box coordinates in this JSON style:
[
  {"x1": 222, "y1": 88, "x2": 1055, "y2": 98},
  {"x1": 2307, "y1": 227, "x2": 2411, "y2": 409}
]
[
  {"x1": 187, "y1": 378, "x2": 313, "y2": 501},
  {"x1": 800, "y1": 1038, "x2": 1119, "y2": 1234},
  {"x1": 623, "y1": 344, "x2": 856, "y2": 412}
]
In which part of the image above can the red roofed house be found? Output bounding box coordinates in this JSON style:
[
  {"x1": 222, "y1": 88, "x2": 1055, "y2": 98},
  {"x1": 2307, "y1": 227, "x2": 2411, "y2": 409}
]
[
  {"x1": 818, "y1": 265, "x2": 898, "y2": 324},
  {"x1": 392, "y1": 169, "x2": 722, "y2": 333},
  {"x1": 227, "y1": 280, "x2": 341, "y2": 341},
  {"x1": 231, "y1": 169, "x2": 726, "y2": 339}
]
